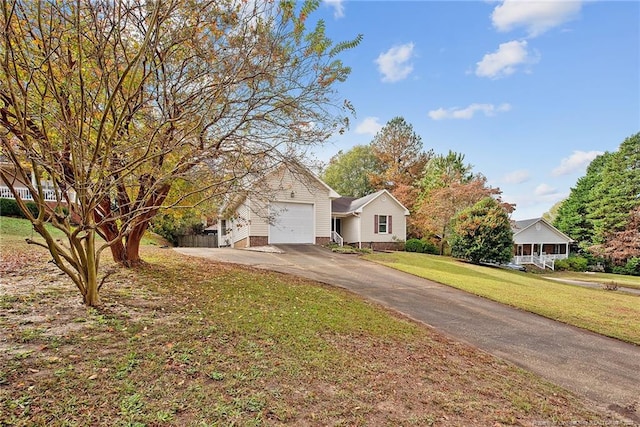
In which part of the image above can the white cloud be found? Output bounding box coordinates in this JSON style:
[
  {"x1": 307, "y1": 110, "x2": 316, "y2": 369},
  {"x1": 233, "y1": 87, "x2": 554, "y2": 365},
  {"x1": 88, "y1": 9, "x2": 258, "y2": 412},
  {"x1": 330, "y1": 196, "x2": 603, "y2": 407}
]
[
  {"x1": 324, "y1": 0, "x2": 344, "y2": 19},
  {"x1": 476, "y1": 40, "x2": 539, "y2": 79},
  {"x1": 492, "y1": 0, "x2": 583, "y2": 38},
  {"x1": 551, "y1": 150, "x2": 603, "y2": 176},
  {"x1": 502, "y1": 169, "x2": 530, "y2": 184},
  {"x1": 428, "y1": 103, "x2": 511, "y2": 120},
  {"x1": 355, "y1": 117, "x2": 383, "y2": 135},
  {"x1": 503, "y1": 190, "x2": 568, "y2": 220},
  {"x1": 375, "y1": 43, "x2": 415, "y2": 83},
  {"x1": 534, "y1": 183, "x2": 558, "y2": 197}
]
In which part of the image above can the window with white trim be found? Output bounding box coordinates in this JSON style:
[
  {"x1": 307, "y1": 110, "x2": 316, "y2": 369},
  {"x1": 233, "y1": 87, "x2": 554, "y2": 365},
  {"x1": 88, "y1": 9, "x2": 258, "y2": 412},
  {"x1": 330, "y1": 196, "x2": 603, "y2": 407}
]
[{"x1": 374, "y1": 215, "x2": 392, "y2": 234}]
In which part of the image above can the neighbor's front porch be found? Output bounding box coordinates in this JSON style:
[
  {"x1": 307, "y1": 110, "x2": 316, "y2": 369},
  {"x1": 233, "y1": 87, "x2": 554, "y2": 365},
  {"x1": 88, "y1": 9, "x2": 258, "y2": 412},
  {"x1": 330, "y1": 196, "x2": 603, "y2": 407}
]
[{"x1": 513, "y1": 243, "x2": 570, "y2": 270}]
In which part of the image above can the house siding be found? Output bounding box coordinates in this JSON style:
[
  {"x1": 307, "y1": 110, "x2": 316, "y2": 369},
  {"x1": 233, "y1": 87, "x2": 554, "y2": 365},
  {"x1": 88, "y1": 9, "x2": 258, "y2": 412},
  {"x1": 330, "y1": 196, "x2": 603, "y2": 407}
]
[
  {"x1": 232, "y1": 203, "x2": 250, "y2": 246},
  {"x1": 341, "y1": 216, "x2": 360, "y2": 244},
  {"x1": 359, "y1": 196, "x2": 407, "y2": 243},
  {"x1": 268, "y1": 167, "x2": 332, "y2": 240},
  {"x1": 514, "y1": 223, "x2": 570, "y2": 245},
  {"x1": 226, "y1": 166, "x2": 333, "y2": 245}
]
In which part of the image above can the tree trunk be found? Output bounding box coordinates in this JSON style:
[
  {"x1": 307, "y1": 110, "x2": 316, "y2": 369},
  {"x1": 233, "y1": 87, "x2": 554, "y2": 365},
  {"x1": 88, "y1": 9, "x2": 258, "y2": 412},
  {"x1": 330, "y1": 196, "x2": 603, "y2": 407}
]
[
  {"x1": 83, "y1": 231, "x2": 100, "y2": 306},
  {"x1": 123, "y1": 220, "x2": 149, "y2": 266}
]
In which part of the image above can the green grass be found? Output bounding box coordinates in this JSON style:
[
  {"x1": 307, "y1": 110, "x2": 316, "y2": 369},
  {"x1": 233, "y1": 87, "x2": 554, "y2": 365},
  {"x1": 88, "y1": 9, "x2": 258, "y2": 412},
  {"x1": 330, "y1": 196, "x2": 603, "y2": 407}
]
[
  {"x1": 364, "y1": 252, "x2": 640, "y2": 345},
  {"x1": 0, "y1": 215, "x2": 168, "y2": 247},
  {"x1": 0, "y1": 215, "x2": 66, "y2": 241},
  {"x1": 554, "y1": 271, "x2": 640, "y2": 290}
]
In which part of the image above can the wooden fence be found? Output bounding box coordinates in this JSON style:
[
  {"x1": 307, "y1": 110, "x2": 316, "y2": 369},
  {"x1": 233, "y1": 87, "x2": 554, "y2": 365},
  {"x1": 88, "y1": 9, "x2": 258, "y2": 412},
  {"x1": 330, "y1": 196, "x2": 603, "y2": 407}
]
[{"x1": 177, "y1": 234, "x2": 218, "y2": 248}]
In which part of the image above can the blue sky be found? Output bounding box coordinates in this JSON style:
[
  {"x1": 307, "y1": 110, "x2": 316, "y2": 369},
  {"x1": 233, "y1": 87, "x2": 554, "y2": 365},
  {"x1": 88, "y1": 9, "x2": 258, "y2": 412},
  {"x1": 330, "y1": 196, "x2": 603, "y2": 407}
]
[{"x1": 308, "y1": 0, "x2": 639, "y2": 220}]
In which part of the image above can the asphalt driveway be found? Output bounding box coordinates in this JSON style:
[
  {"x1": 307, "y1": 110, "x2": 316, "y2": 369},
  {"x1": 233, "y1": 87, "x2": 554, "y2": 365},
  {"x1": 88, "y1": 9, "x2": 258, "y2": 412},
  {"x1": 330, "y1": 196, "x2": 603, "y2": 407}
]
[{"x1": 174, "y1": 245, "x2": 639, "y2": 422}]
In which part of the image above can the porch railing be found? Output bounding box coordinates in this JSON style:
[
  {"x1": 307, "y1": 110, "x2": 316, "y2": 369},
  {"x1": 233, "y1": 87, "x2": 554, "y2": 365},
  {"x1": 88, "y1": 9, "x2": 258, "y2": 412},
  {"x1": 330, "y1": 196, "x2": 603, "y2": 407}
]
[
  {"x1": 331, "y1": 230, "x2": 343, "y2": 247},
  {"x1": 513, "y1": 253, "x2": 567, "y2": 270},
  {"x1": 1, "y1": 185, "x2": 75, "y2": 203}
]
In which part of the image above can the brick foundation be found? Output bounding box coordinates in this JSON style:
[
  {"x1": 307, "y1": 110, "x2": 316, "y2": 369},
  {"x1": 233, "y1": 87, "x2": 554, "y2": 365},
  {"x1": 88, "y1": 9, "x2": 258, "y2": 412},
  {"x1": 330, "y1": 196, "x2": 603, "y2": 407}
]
[
  {"x1": 315, "y1": 237, "x2": 330, "y2": 246},
  {"x1": 249, "y1": 236, "x2": 269, "y2": 247},
  {"x1": 348, "y1": 241, "x2": 404, "y2": 251}
]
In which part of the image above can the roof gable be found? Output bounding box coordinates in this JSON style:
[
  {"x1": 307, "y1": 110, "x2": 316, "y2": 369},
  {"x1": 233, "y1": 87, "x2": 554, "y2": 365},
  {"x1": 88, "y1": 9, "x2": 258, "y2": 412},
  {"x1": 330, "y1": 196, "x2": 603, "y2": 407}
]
[
  {"x1": 220, "y1": 161, "x2": 340, "y2": 215},
  {"x1": 512, "y1": 217, "x2": 574, "y2": 243},
  {"x1": 332, "y1": 189, "x2": 410, "y2": 216}
]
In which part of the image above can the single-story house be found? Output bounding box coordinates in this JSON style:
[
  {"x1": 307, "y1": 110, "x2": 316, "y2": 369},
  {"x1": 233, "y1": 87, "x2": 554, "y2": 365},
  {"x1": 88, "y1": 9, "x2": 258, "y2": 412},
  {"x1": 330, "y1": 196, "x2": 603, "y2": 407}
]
[
  {"x1": 0, "y1": 157, "x2": 75, "y2": 204},
  {"x1": 512, "y1": 217, "x2": 573, "y2": 270},
  {"x1": 218, "y1": 163, "x2": 408, "y2": 250},
  {"x1": 331, "y1": 190, "x2": 409, "y2": 251}
]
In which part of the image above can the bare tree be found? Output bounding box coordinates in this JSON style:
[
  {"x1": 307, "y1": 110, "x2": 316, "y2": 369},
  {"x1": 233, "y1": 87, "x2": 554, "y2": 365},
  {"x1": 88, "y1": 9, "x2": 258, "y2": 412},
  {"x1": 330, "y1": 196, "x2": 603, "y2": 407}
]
[{"x1": 0, "y1": 0, "x2": 360, "y2": 306}]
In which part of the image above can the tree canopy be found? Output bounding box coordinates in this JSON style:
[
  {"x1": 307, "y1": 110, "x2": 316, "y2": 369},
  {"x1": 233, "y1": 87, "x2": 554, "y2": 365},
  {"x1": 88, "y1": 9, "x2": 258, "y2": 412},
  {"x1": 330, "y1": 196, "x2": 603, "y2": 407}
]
[
  {"x1": 554, "y1": 132, "x2": 640, "y2": 264},
  {"x1": 321, "y1": 145, "x2": 380, "y2": 197},
  {"x1": 450, "y1": 197, "x2": 514, "y2": 265},
  {"x1": 0, "y1": 0, "x2": 361, "y2": 305},
  {"x1": 368, "y1": 117, "x2": 432, "y2": 207},
  {"x1": 413, "y1": 151, "x2": 512, "y2": 251}
]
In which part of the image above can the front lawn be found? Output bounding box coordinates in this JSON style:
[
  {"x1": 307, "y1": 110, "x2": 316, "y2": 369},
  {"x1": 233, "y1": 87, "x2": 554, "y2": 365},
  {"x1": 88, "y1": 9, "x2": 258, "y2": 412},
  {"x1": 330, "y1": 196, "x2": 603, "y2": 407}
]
[
  {"x1": 364, "y1": 252, "x2": 640, "y2": 345},
  {"x1": 553, "y1": 271, "x2": 640, "y2": 290},
  {"x1": 0, "y1": 218, "x2": 612, "y2": 425}
]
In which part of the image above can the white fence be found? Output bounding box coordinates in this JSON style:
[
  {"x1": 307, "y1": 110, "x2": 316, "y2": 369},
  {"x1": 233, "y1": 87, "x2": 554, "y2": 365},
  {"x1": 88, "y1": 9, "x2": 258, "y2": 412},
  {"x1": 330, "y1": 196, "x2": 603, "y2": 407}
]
[
  {"x1": 513, "y1": 254, "x2": 568, "y2": 270},
  {"x1": 0, "y1": 185, "x2": 75, "y2": 203}
]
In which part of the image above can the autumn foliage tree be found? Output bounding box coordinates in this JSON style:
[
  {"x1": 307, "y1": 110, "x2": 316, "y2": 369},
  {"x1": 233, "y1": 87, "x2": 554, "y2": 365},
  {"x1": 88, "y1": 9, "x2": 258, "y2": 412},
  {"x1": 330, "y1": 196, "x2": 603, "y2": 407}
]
[
  {"x1": 369, "y1": 117, "x2": 432, "y2": 209},
  {"x1": 0, "y1": 0, "x2": 360, "y2": 305},
  {"x1": 414, "y1": 151, "x2": 512, "y2": 253},
  {"x1": 601, "y1": 205, "x2": 640, "y2": 267}
]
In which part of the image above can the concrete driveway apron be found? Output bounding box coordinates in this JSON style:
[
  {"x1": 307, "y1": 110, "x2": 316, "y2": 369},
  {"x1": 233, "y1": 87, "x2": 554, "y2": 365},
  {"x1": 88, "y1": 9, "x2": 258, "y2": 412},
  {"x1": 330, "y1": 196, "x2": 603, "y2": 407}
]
[{"x1": 174, "y1": 245, "x2": 640, "y2": 422}]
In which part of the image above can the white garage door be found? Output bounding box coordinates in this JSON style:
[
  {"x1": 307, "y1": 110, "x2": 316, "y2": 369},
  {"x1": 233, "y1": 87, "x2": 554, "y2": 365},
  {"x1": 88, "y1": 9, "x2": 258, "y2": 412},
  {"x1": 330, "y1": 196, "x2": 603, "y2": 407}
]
[{"x1": 269, "y1": 202, "x2": 314, "y2": 244}]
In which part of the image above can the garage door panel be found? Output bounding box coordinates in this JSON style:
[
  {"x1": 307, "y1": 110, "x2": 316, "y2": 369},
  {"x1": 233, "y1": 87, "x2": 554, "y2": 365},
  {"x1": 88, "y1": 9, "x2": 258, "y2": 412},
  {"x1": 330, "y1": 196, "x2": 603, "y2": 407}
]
[{"x1": 269, "y1": 202, "x2": 314, "y2": 244}]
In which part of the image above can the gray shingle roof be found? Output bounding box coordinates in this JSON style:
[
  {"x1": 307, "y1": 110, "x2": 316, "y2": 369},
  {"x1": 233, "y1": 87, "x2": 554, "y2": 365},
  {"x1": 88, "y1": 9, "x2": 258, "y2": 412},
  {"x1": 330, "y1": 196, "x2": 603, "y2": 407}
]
[
  {"x1": 332, "y1": 190, "x2": 392, "y2": 214},
  {"x1": 511, "y1": 218, "x2": 540, "y2": 232}
]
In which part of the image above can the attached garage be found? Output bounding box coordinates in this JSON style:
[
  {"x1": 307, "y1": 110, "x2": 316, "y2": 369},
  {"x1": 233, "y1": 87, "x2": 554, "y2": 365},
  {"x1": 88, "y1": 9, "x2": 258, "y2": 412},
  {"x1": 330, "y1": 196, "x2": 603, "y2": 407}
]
[{"x1": 269, "y1": 202, "x2": 314, "y2": 244}]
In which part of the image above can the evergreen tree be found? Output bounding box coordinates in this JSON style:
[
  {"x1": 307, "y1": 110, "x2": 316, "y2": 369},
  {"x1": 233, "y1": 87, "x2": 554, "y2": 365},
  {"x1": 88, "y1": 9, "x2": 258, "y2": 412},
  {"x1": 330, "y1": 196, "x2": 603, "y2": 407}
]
[
  {"x1": 589, "y1": 132, "x2": 640, "y2": 244},
  {"x1": 450, "y1": 197, "x2": 514, "y2": 264},
  {"x1": 554, "y1": 153, "x2": 611, "y2": 246}
]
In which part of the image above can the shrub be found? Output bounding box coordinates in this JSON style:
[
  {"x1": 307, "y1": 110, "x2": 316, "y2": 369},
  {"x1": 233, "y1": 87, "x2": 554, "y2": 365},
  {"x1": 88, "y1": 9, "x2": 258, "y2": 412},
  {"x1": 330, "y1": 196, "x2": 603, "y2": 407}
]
[
  {"x1": 404, "y1": 238, "x2": 440, "y2": 254},
  {"x1": 150, "y1": 212, "x2": 204, "y2": 246},
  {"x1": 0, "y1": 198, "x2": 39, "y2": 219},
  {"x1": 421, "y1": 239, "x2": 438, "y2": 255},
  {"x1": 555, "y1": 255, "x2": 588, "y2": 272},
  {"x1": 617, "y1": 257, "x2": 640, "y2": 276},
  {"x1": 405, "y1": 238, "x2": 424, "y2": 253}
]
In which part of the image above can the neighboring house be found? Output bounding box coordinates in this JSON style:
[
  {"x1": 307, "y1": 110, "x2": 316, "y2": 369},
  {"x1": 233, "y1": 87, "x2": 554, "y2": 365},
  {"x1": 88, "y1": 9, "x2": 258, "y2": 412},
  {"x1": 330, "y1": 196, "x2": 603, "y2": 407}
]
[
  {"x1": 0, "y1": 157, "x2": 72, "y2": 203},
  {"x1": 218, "y1": 163, "x2": 340, "y2": 248},
  {"x1": 218, "y1": 164, "x2": 409, "y2": 250},
  {"x1": 331, "y1": 189, "x2": 409, "y2": 251},
  {"x1": 512, "y1": 217, "x2": 573, "y2": 270}
]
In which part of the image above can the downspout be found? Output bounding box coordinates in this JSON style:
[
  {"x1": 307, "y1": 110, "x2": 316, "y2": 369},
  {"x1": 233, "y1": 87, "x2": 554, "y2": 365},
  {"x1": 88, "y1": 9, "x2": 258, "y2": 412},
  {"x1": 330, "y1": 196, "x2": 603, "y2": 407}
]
[{"x1": 357, "y1": 213, "x2": 362, "y2": 249}]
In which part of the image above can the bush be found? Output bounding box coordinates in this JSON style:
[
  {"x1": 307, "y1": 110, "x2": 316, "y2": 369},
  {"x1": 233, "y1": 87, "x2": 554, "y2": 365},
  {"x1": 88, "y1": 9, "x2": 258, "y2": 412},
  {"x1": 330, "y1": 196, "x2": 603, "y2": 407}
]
[
  {"x1": 421, "y1": 239, "x2": 438, "y2": 255},
  {"x1": 614, "y1": 257, "x2": 640, "y2": 276},
  {"x1": 405, "y1": 238, "x2": 424, "y2": 253},
  {"x1": 554, "y1": 255, "x2": 589, "y2": 272},
  {"x1": 0, "y1": 198, "x2": 39, "y2": 219},
  {"x1": 405, "y1": 238, "x2": 440, "y2": 254},
  {"x1": 150, "y1": 212, "x2": 204, "y2": 246}
]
